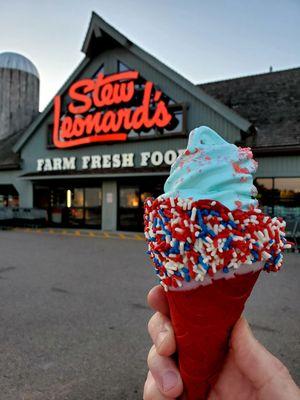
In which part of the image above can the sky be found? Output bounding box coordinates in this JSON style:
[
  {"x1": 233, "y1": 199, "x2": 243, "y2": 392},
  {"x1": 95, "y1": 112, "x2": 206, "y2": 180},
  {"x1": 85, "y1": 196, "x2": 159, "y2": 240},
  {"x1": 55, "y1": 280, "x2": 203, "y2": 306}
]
[{"x1": 1, "y1": 0, "x2": 300, "y2": 111}]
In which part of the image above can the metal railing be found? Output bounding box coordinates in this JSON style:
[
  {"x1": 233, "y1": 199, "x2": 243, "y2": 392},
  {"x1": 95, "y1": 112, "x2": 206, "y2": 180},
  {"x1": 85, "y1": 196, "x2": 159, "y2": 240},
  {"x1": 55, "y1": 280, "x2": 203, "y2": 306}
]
[{"x1": 285, "y1": 218, "x2": 300, "y2": 250}]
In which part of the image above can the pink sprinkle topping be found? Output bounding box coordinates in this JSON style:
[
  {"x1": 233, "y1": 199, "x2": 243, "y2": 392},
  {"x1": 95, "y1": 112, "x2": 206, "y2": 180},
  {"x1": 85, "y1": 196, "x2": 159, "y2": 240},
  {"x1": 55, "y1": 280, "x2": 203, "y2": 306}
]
[
  {"x1": 238, "y1": 147, "x2": 253, "y2": 160},
  {"x1": 232, "y1": 162, "x2": 250, "y2": 174},
  {"x1": 234, "y1": 200, "x2": 243, "y2": 209}
]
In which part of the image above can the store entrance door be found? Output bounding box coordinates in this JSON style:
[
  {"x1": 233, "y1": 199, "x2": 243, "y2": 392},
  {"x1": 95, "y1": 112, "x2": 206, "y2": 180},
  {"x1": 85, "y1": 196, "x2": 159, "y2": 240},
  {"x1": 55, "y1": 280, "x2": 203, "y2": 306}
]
[
  {"x1": 34, "y1": 184, "x2": 102, "y2": 228},
  {"x1": 118, "y1": 177, "x2": 165, "y2": 231},
  {"x1": 64, "y1": 187, "x2": 102, "y2": 228}
]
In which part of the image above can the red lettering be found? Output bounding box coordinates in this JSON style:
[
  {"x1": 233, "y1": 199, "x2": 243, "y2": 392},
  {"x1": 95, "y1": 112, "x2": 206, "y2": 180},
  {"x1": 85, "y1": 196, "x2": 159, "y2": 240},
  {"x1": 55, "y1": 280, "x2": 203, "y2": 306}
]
[
  {"x1": 101, "y1": 111, "x2": 116, "y2": 133},
  {"x1": 60, "y1": 116, "x2": 73, "y2": 139},
  {"x1": 100, "y1": 83, "x2": 114, "y2": 106},
  {"x1": 73, "y1": 118, "x2": 85, "y2": 137},
  {"x1": 118, "y1": 81, "x2": 135, "y2": 103},
  {"x1": 151, "y1": 101, "x2": 172, "y2": 127},
  {"x1": 92, "y1": 71, "x2": 138, "y2": 107},
  {"x1": 116, "y1": 108, "x2": 133, "y2": 131},
  {"x1": 85, "y1": 113, "x2": 102, "y2": 134},
  {"x1": 131, "y1": 106, "x2": 146, "y2": 130},
  {"x1": 139, "y1": 82, "x2": 154, "y2": 129},
  {"x1": 52, "y1": 70, "x2": 175, "y2": 149},
  {"x1": 68, "y1": 79, "x2": 94, "y2": 114}
]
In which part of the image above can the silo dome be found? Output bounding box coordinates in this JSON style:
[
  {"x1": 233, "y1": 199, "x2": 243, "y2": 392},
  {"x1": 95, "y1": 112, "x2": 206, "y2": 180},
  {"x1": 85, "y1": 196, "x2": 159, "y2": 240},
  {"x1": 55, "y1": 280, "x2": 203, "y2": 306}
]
[
  {"x1": 0, "y1": 51, "x2": 40, "y2": 140},
  {"x1": 0, "y1": 52, "x2": 39, "y2": 79}
]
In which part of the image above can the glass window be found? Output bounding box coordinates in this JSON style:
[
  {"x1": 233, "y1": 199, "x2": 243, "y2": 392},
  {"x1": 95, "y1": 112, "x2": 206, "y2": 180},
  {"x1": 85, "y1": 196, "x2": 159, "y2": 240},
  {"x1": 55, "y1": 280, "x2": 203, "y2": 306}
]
[
  {"x1": 164, "y1": 108, "x2": 183, "y2": 134},
  {"x1": 255, "y1": 178, "x2": 273, "y2": 190},
  {"x1": 119, "y1": 212, "x2": 140, "y2": 231},
  {"x1": 73, "y1": 189, "x2": 84, "y2": 207},
  {"x1": 8, "y1": 196, "x2": 19, "y2": 207},
  {"x1": 274, "y1": 178, "x2": 300, "y2": 193},
  {"x1": 118, "y1": 61, "x2": 131, "y2": 72},
  {"x1": 33, "y1": 186, "x2": 103, "y2": 228},
  {"x1": 255, "y1": 177, "x2": 300, "y2": 219},
  {"x1": 92, "y1": 64, "x2": 104, "y2": 79},
  {"x1": 0, "y1": 194, "x2": 19, "y2": 207},
  {"x1": 69, "y1": 208, "x2": 84, "y2": 226},
  {"x1": 274, "y1": 178, "x2": 300, "y2": 218},
  {"x1": 119, "y1": 187, "x2": 139, "y2": 208},
  {"x1": 116, "y1": 65, "x2": 186, "y2": 139},
  {"x1": 255, "y1": 178, "x2": 275, "y2": 206},
  {"x1": 273, "y1": 178, "x2": 300, "y2": 205},
  {"x1": 85, "y1": 208, "x2": 101, "y2": 226},
  {"x1": 140, "y1": 192, "x2": 153, "y2": 203},
  {"x1": 85, "y1": 188, "x2": 102, "y2": 207},
  {"x1": 34, "y1": 186, "x2": 50, "y2": 209},
  {"x1": 51, "y1": 188, "x2": 66, "y2": 208}
]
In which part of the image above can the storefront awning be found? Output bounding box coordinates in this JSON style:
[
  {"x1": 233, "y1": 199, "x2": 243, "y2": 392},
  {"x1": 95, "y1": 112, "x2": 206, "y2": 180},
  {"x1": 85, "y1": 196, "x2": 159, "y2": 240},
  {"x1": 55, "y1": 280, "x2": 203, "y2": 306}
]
[{"x1": 19, "y1": 166, "x2": 170, "y2": 180}]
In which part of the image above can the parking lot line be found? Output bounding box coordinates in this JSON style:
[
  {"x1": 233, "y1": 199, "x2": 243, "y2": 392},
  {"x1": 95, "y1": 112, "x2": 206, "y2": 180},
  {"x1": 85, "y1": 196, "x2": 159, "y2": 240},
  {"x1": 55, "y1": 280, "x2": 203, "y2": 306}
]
[{"x1": 10, "y1": 227, "x2": 144, "y2": 241}]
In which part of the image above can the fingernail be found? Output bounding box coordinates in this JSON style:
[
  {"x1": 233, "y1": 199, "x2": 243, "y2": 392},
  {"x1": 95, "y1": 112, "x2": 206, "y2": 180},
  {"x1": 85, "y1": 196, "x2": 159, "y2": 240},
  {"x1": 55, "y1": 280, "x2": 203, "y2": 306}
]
[
  {"x1": 162, "y1": 370, "x2": 178, "y2": 391},
  {"x1": 156, "y1": 330, "x2": 168, "y2": 349}
]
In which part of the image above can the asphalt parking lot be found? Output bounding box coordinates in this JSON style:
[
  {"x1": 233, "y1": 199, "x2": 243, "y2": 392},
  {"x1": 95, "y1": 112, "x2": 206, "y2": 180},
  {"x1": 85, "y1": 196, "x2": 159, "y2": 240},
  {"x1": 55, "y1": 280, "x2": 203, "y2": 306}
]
[{"x1": 0, "y1": 229, "x2": 299, "y2": 399}]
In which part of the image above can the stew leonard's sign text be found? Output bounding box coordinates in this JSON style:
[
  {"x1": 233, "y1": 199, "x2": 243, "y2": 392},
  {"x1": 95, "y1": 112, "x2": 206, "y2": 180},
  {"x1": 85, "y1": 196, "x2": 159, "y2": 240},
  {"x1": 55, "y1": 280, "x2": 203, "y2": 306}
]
[
  {"x1": 36, "y1": 149, "x2": 184, "y2": 172},
  {"x1": 52, "y1": 70, "x2": 176, "y2": 148}
]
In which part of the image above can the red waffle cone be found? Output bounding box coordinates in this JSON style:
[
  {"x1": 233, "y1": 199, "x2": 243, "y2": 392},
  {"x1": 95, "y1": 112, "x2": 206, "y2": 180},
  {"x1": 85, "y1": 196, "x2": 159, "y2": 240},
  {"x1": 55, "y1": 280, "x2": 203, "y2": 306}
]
[{"x1": 166, "y1": 269, "x2": 261, "y2": 400}]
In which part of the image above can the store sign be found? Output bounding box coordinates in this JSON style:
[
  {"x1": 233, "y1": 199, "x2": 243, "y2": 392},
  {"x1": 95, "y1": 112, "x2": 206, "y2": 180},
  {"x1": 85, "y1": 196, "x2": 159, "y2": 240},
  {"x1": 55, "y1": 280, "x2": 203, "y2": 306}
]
[
  {"x1": 36, "y1": 149, "x2": 184, "y2": 172},
  {"x1": 52, "y1": 71, "x2": 175, "y2": 149}
]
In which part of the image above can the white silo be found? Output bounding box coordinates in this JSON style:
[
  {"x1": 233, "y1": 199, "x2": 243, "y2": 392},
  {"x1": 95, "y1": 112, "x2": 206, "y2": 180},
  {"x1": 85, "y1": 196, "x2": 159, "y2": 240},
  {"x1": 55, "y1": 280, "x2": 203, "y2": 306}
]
[{"x1": 0, "y1": 52, "x2": 39, "y2": 140}]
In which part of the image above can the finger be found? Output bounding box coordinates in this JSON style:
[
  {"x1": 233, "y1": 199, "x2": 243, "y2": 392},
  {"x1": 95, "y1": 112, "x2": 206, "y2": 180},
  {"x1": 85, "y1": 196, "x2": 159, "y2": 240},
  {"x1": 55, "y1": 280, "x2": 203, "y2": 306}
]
[
  {"x1": 232, "y1": 317, "x2": 300, "y2": 397},
  {"x1": 147, "y1": 345, "x2": 183, "y2": 398},
  {"x1": 143, "y1": 371, "x2": 173, "y2": 400},
  {"x1": 148, "y1": 285, "x2": 170, "y2": 316},
  {"x1": 148, "y1": 312, "x2": 176, "y2": 356}
]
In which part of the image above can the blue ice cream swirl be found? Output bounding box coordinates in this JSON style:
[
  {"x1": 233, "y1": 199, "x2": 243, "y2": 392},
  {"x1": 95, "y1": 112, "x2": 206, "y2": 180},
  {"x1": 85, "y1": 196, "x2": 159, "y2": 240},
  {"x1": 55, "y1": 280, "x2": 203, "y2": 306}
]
[{"x1": 163, "y1": 126, "x2": 258, "y2": 210}]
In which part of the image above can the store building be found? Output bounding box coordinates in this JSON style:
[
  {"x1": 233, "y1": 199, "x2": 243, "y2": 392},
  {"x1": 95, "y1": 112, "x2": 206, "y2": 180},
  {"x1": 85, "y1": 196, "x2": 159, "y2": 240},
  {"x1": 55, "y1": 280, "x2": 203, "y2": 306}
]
[{"x1": 0, "y1": 12, "x2": 299, "y2": 231}]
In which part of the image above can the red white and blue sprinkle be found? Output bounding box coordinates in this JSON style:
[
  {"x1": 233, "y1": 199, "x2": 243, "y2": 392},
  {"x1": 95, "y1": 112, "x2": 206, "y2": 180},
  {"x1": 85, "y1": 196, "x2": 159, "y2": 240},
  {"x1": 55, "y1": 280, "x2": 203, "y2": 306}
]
[{"x1": 144, "y1": 197, "x2": 291, "y2": 291}]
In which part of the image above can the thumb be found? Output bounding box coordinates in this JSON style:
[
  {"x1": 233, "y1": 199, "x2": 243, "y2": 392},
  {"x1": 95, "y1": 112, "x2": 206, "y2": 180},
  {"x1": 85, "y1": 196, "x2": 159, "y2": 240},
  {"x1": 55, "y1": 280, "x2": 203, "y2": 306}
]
[{"x1": 231, "y1": 317, "x2": 299, "y2": 398}]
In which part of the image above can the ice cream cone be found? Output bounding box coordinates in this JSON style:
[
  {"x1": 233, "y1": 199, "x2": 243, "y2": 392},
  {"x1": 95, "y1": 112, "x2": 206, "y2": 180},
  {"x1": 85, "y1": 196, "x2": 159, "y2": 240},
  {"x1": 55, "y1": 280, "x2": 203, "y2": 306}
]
[
  {"x1": 144, "y1": 127, "x2": 290, "y2": 400},
  {"x1": 167, "y1": 266, "x2": 261, "y2": 400}
]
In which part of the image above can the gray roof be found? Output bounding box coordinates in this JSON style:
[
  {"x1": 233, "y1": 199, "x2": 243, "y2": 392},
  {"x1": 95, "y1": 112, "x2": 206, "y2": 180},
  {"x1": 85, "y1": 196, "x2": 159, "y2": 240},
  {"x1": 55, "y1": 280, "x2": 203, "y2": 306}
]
[
  {"x1": 199, "y1": 68, "x2": 300, "y2": 148},
  {"x1": 0, "y1": 52, "x2": 39, "y2": 78},
  {"x1": 0, "y1": 130, "x2": 22, "y2": 170}
]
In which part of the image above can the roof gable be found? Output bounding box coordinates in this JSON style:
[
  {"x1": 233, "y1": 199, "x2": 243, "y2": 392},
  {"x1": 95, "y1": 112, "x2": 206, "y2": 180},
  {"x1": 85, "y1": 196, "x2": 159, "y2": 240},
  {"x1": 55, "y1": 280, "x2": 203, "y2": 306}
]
[
  {"x1": 81, "y1": 13, "x2": 251, "y2": 131},
  {"x1": 14, "y1": 12, "x2": 252, "y2": 152},
  {"x1": 82, "y1": 12, "x2": 133, "y2": 56}
]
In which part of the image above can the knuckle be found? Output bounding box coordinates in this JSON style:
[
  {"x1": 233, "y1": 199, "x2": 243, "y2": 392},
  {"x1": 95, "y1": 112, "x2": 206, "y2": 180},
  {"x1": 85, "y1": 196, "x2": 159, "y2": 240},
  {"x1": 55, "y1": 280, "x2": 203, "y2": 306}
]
[
  {"x1": 143, "y1": 371, "x2": 160, "y2": 400},
  {"x1": 147, "y1": 312, "x2": 159, "y2": 334},
  {"x1": 143, "y1": 389, "x2": 156, "y2": 400},
  {"x1": 273, "y1": 357, "x2": 290, "y2": 377},
  {"x1": 147, "y1": 344, "x2": 157, "y2": 367}
]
